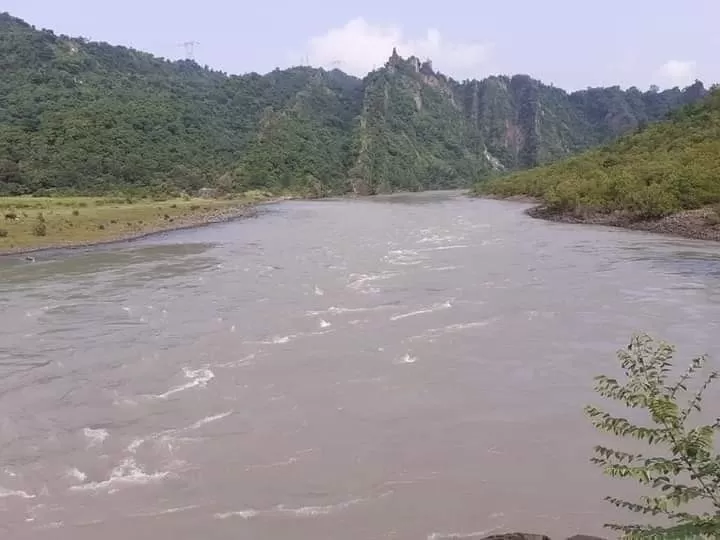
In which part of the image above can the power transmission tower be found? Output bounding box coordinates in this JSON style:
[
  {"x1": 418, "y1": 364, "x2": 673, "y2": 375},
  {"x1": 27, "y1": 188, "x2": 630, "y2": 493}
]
[{"x1": 179, "y1": 41, "x2": 199, "y2": 60}]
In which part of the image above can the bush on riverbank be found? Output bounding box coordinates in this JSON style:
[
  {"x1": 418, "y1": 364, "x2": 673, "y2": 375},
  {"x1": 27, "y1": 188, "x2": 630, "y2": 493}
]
[
  {"x1": 587, "y1": 334, "x2": 720, "y2": 538},
  {"x1": 476, "y1": 90, "x2": 720, "y2": 220}
]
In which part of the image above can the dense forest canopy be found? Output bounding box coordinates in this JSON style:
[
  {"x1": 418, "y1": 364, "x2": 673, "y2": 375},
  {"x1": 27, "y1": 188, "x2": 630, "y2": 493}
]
[
  {"x1": 477, "y1": 89, "x2": 720, "y2": 219},
  {"x1": 0, "y1": 13, "x2": 709, "y2": 196}
]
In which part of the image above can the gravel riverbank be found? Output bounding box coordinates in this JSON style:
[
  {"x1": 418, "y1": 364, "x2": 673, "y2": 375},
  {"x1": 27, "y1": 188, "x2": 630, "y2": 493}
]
[{"x1": 526, "y1": 205, "x2": 720, "y2": 241}]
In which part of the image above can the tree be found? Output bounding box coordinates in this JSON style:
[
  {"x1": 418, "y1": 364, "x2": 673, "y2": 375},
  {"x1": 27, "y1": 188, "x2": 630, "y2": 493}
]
[{"x1": 586, "y1": 334, "x2": 720, "y2": 539}]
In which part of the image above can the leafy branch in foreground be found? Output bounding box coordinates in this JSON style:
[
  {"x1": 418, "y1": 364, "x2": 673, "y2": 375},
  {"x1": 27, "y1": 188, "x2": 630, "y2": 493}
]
[{"x1": 586, "y1": 334, "x2": 720, "y2": 539}]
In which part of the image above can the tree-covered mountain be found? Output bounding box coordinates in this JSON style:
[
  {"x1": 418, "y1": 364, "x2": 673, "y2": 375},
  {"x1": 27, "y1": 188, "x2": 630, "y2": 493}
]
[
  {"x1": 476, "y1": 89, "x2": 720, "y2": 220},
  {"x1": 0, "y1": 13, "x2": 709, "y2": 196}
]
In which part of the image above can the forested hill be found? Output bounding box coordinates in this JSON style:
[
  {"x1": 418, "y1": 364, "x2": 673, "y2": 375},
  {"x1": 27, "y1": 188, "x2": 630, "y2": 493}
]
[
  {"x1": 0, "y1": 13, "x2": 709, "y2": 196},
  {"x1": 477, "y1": 89, "x2": 720, "y2": 220}
]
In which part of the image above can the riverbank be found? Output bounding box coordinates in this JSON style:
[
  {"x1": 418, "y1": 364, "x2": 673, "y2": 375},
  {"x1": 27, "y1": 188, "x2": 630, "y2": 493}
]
[
  {"x1": 525, "y1": 204, "x2": 720, "y2": 242},
  {"x1": 0, "y1": 192, "x2": 284, "y2": 256}
]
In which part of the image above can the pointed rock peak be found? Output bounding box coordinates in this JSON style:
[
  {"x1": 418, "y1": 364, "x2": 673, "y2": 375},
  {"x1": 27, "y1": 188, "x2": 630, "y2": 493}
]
[
  {"x1": 386, "y1": 47, "x2": 405, "y2": 71},
  {"x1": 387, "y1": 47, "x2": 403, "y2": 68}
]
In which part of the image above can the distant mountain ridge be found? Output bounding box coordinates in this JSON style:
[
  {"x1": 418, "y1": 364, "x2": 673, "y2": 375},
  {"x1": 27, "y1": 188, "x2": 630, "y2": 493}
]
[{"x1": 0, "y1": 13, "x2": 709, "y2": 196}]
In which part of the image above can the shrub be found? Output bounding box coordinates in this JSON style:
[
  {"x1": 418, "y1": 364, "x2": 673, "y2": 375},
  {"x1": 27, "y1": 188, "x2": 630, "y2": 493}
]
[
  {"x1": 32, "y1": 213, "x2": 47, "y2": 236},
  {"x1": 705, "y1": 203, "x2": 720, "y2": 226},
  {"x1": 0, "y1": 229, "x2": 8, "y2": 238},
  {"x1": 586, "y1": 334, "x2": 720, "y2": 539},
  {"x1": 72, "y1": 209, "x2": 80, "y2": 216}
]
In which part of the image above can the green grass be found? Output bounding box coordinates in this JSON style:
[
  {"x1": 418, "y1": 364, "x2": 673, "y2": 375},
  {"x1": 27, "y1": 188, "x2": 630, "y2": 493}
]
[{"x1": 0, "y1": 192, "x2": 272, "y2": 253}]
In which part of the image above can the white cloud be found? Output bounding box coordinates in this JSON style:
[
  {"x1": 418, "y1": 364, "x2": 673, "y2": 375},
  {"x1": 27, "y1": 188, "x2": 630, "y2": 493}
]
[
  {"x1": 657, "y1": 60, "x2": 697, "y2": 86},
  {"x1": 301, "y1": 18, "x2": 491, "y2": 79}
]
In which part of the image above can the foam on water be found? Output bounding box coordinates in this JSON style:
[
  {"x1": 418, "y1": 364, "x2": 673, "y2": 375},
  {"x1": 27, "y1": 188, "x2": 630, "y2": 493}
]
[
  {"x1": 416, "y1": 234, "x2": 464, "y2": 245},
  {"x1": 36, "y1": 521, "x2": 64, "y2": 530},
  {"x1": 214, "y1": 496, "x2": 368, "y2": 521},
  {"x1": 215, "y1": 353, "x2": 256, "y2": 368},
  {"x1": 187, "y1": 411, "x2": 232, "y2": 430},
  {"x1": 214, "y1": 509, "x2": 259, "y2": 520},
  {"x1": 347, "y1": 271, "x2": 401, "y2": 292},
  {"x1": 130, "y1": 505, "x2": 201, "y2": 518},
  {"x1": 306, "y1": 305, "x2": 392, "y2": 316},
  {"x1": 423, "y1": 265, "x2": 461, "y2": 272},
  {"x1": 246, "y1": 457, "x2": 298, "y2": 470},
  {"x1": 274, "y1": 497, "x2": 366, "y2": 517},
  {"x1": 69, "y1": 458, "x2": 170, "y2": 493},
  {"x1": 245, "y1": 334, "x2": 303, "y2": 345},
  {"x1": 268, "y1": 334, "x2": 297, "y2": 344},
  {"x1": 65, "y1": 468, "x2": 87, "y2": 483},
  {"x1": 390, "y1": 299, "x2": 453, "y2": 321},
  {"x1": 153, "y1": 367, "x2": 214, "y2": 399},
  {"x1": 418, "y1": 245, "x2": 469, "y2": 252},
  {"x1": 383, "y1": 250, "x2": 426, "y2": 266},
  {"x1": 319, "y1": 319, "x2": 331, "y2": 328},
  {"x1": 127, "y1": 438, "x2": 145, "y2": 453},
  {"x1": 396, "y1": 353, "x2": 417, "y2": 364},
  {"x1": 83, "y1": 427, "x2": 109, "y2": 446},
  {"x1": 0, "y1": 486, "x2": 35, "y2": 499},
  {"x1": 407, "y1": 318, "x2": 499, "y2": 342}
]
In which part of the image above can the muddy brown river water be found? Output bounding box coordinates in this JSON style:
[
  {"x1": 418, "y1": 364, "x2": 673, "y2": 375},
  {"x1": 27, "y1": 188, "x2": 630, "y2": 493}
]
[{"x1": 1, "y1": 192, "x2": 719, "y2": 539}]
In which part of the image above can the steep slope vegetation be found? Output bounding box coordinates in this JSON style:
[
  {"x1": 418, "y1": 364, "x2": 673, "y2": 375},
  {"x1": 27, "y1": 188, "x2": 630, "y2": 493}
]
[
  {"x1": 0, "y1": 13, "x2": 361, "y2": 195},
  {"x1": 477, "y1": 90, "x2": 720, "y2": 221},
  {"x1": 349, "y1": 53, "x2": 485, "y2": 194},
  {"x1": 0, "y1": 13, "x2": 708, "y2": 196}
]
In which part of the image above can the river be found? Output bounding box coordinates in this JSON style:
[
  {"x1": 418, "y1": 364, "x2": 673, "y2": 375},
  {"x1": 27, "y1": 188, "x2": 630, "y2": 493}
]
[{"x1": 1, "y1": 192, "x2": 719, "y2": 539}]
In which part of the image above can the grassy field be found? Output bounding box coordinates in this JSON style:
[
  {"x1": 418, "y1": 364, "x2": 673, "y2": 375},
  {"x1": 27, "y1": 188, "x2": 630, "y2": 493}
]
[{"x1": 0, "y1": 192, "x2": 272, "y2": 254}]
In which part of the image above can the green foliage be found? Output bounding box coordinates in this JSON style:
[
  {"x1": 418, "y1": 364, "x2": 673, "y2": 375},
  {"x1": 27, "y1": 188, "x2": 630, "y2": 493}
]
[
  {"x1": 478, "y1": 90, "x2": 720, "y2": 219},
  {"x1": 32, "y1": 212, "x2": 46, "y2": 236},
  {"x1": 0, "y1": 13, "x2": 707, "y2": 197},
  {"x1": 586, "y1": 334, "x2": 720, "y2": 539},
  {"x1": 350, "y1": 66, "x2": 485, "y2": 194},
  {"x1": 0, "y1": 13, "x2": 359, "y2": 196}
]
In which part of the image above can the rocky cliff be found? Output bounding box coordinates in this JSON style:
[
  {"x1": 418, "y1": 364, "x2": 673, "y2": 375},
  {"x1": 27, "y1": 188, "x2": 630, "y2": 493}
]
[{"x1": 349, "y1": 51, "x2": 706, "y2": 193}]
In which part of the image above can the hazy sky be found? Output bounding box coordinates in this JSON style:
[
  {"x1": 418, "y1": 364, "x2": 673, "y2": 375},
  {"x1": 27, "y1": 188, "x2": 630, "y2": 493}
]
[{"x1": 3, "y1": 0, "x2": 718, "y2": 90}]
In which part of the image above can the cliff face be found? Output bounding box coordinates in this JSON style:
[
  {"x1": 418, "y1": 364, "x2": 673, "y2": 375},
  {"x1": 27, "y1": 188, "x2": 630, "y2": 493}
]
[
  {"x1": 0, "y1": 13, "x2": 708, "y2": 196},
  {"x1": 347, "y1": 55, "x2": 706, "y2": 193},
  {"x1": 349, "y1": 51, "x2": 482, "y2": 195}
]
